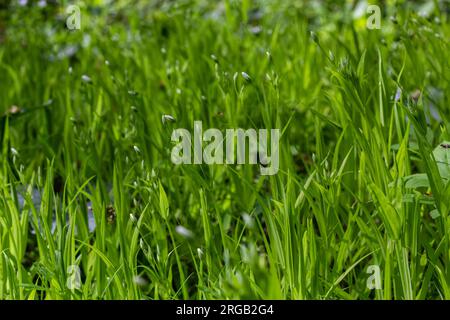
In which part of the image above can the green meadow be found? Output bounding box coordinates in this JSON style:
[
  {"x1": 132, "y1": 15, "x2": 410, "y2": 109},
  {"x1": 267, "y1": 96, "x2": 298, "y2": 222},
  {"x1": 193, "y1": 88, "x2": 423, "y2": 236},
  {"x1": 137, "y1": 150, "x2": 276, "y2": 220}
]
[{"x1": 0, "y1": 0, "x2": 449, "y2": 299}]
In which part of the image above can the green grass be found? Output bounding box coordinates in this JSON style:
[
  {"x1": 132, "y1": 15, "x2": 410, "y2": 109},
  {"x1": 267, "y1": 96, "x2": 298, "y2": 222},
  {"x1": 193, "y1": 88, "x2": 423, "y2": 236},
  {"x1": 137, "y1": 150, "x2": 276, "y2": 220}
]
[{"x1": 0, "y1": 0, "x2": 449, "y2": 299}]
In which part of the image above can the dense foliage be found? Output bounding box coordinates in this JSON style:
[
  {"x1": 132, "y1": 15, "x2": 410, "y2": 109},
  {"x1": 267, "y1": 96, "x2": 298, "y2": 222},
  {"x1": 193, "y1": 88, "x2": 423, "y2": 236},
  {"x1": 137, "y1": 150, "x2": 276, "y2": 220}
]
[{"x1": 0, "y1": 0, "x2": 449, "y2": 299}]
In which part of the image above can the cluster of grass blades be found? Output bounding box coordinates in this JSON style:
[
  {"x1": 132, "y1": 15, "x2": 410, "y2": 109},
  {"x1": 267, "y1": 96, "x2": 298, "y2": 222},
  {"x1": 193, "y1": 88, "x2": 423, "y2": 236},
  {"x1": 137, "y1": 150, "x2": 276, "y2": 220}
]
[{"x1": 0, "y1": 0, "x2": 449, "y2": 299}]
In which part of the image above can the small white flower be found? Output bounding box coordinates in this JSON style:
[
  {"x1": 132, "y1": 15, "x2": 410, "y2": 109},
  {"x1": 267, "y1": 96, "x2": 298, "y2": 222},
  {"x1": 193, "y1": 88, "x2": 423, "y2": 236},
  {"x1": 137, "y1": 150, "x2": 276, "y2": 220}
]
[
  {"x1": 241, "y1": 72, "x2": 251, "y2": 82},
  {"x1": 133, "y1": 145, "x2": 140, "y2": 153},
  {"x1": 161, "y1": 114, "x2": 176, "y2": 124},
  {"x1": 81, "y1": 75, "x2": 92, "y2": 83},
  {"x1": 18, "y1": 0, "x2": 28, "y2": 6},
  {"x1": 37, "y1": 0, "x2": 46, "y2": 8},
  {"x1": 10, "y1": 147, "x2": 19, "y2": 156},
  {"x1": 175, "y1": 226, "x2": 194, "y2": 239},
  {"x1": 197, "y1": 248, "x2": 203, "y2": 259}
]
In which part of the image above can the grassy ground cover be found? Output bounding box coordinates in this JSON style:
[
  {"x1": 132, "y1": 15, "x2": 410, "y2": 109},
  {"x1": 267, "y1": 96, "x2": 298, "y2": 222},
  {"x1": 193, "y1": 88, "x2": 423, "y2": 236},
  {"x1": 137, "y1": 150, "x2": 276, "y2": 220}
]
[{"x1": 0, "y1": 0, "x2": 449, "y2": 299}]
